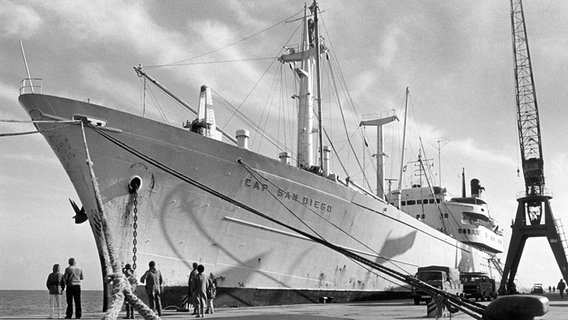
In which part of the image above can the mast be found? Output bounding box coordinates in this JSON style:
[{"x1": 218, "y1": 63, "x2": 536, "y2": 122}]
[
  {"x1": 19, "y1": 41, "x2": 34, "y2": 93},
  {"x1": 279, "y1": 3, "x2": 324, "y2": 169},
  {"x1": 392, "y1": 87, "x2": 409, "y2": 207},
  {"x1": 296, "y1": 4, "x2": 314, "y2": 168},
  {"x1": 313, "y1": 1, "x2": 324, "y2": 169},
  {"x1": 360, "y1": 115, "x2": 398, "y2": 199},
  {"x1": 397, "y1": 87, "x2": 409, "y2": 192}
]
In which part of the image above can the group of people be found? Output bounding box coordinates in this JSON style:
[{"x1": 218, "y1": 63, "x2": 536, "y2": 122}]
[
  {"x1": 547, "y1": 279, "x2": 566, "y2": 298},
  {"x1": 47, "y1": 259, "x2": 218, "y2": 319},
  {"x1": 123, "y1": 260, "x2": 218, "y2": 318},
  {"x1": 45, "y1": 258, "x2": 84, "y2": 319},
  {"x1": 188, "y1": 262, "x2": 217, "y2": 318}
]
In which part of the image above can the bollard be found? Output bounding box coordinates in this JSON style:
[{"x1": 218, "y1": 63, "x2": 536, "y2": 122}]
[{"x1": 483, "y1": 295, "x2": 549, "y2": 320}]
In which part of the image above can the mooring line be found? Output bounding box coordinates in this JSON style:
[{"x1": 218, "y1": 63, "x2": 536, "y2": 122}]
[{"x1": 79, "y1": 122, "x2": 160, "y2": 320}]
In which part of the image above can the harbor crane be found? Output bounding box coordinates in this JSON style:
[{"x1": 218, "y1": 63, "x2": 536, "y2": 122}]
[{"x1": 499, "y1": 0, "x2": 568, "y2": 294}]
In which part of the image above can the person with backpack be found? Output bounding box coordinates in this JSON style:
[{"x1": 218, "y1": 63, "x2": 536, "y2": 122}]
[{"x1": 205, "y1": 273, "x2": 217, "y2": 314}]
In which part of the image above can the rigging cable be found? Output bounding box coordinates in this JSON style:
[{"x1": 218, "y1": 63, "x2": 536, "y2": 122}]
[
  {"x1": 211, "y1": 87, "x2": 295, "y2": 158},
  {"x1": 144, "y1": 10, "x2": 303, "y2": 69},
  {"x1": 321, "y1": 18, "x2": 375, "y2": 178},
  {"x1": 220, "y1": 20, "x2": 302, "y2": 130},
  {"x1": 325, "y1": 57, "x2": 372, "y2": 191}
]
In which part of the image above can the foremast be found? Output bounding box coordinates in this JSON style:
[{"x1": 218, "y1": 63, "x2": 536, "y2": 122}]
[{"x1": 279, "y1": 2, "x2": 325, "y2": 169}]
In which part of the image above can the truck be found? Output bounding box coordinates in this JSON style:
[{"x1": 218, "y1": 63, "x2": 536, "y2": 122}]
[
  {"x1": 411, "y1": 266, "x2": 463, "y2": 305},
  {"x1": 460, "y1": 272, "x2": 497, "y2": 301}
]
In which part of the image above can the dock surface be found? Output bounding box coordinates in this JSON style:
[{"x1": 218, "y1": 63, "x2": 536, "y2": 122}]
[{"x1": 2, "y1": 296, "x2": 566, "y2": 320}]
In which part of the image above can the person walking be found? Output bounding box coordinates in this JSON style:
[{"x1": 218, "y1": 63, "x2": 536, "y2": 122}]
[
  {"x1": 46, "y1": 264, "x2": 66, "y2": 319},
  {"x1": 188, "y1": 263, "x2": 198, "y2": 315},
  {"x1": 558, "y1": 279, "x2": 566, "y2": 299},
  {"x1": 63, "y1": 258, "x2": 83, "y2": 319},
  {"x1": 122, "y1": 264, "x2": 137, "y2": 319},
  {"x1": 140, "y1": 261, "x2": 163, "y2": 316},
  {"x1": 205, "y1": 273, "x2": 217, "y2": 314},
  {"x1": 192, "y1": 265, "x2": 207, "y2": 318}
]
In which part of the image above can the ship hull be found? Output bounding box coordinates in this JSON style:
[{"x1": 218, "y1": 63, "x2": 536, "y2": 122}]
[{"x1": 19, "y1": 93, "x2": 498, "y2": 307}]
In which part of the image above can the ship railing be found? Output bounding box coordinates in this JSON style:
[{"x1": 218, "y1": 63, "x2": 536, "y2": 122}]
[{"x1": 19, "y1": 78, "x2": 43, "y2": 95}]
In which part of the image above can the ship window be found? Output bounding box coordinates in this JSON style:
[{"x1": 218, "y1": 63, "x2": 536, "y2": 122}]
[
  {"x1": 444, "y1": 213, "x2": 448, "y2": 218},
  {"x1": 401, "y1": 201, "x2": 406, "y2": 206},
  {"x1": 407, "y1": 200, "x2": 416, "y2": 205},
  {"x1": 421, "y1": 214, "x2": 425, "y2": 219},
  {"x1": 436, "y1": 199, "x2": 441, "y2": 203},
  {"x1": 416, "y1": 215, "x2": 421, "y2": 219},
  {"x1": 429, "y1": 199, "x2": 435, "y2": 204},
  {"x1": 467, "y1": 229, "x2": 471, "y2": 234},
  {"x1": 417, "y1": 200, "x2": 422, "y2": 205},
  {"x1": 423, "y1": 199, "x2": 428, "y2": 204},
  {"x1": 458, "y1": 228, "x2": 462, "y2": 233}
]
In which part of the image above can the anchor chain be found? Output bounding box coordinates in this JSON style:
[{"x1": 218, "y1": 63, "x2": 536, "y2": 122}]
[{"x1": 132, "y1": 191, "x2": 138, "y2": 270}]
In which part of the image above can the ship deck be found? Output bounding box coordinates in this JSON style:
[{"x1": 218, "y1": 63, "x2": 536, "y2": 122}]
[{"x1": 1, "y1": 295, "x2": 565, "y2": 320}]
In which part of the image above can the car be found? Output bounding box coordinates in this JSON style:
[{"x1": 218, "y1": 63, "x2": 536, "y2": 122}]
[{"x1": 531, "y1": 283, "x2": 544, "y2": 295}]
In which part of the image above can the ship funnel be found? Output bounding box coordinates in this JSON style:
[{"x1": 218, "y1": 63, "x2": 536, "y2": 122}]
[
  {"x1": 236, "y1": 129, "x2": 249, "y2": 149},
  {"x1": 279, "y1": 152, "x2": 291, "y2": 165},
  {"x1": 322, "y1": 146, "x2": 331, "y2": 175},
  {"x1": 471, "y1": 179, "x2": 485, "y2": 198}
]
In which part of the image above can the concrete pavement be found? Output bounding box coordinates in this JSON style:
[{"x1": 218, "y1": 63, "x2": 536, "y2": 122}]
[{"x1": 2, "y1": 294, "x2": 567, "y2": 320}]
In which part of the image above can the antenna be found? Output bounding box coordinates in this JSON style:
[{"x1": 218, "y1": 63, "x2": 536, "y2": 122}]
[
  {"x1": 19, "y1": 40, "x2": 34, "y2": 93},
  {"x1": 431, "y1": 138, "x2": 450, "y2": 186}
]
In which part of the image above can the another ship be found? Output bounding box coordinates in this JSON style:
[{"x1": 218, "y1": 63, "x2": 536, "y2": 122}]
[
  {"x1": 18, "y1": 2, "x2": 503, "y2": 308},
  {"x1": 387, "y1": 158, "x2": 503, "y2": 256}
]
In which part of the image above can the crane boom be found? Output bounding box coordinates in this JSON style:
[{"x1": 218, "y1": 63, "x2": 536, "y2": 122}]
[{"x1": 511, "y1": 0, "x2": 545, "y2": 196}]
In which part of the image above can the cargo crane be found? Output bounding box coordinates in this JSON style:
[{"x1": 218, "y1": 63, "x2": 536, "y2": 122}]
[{"x1": 499, "y1": 0, "x2": 568, "y2": 294}]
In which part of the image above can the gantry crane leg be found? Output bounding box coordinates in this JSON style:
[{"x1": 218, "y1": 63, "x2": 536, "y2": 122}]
[{"x1": 499, "y1": 195, "x2": 568, "y2": 294}]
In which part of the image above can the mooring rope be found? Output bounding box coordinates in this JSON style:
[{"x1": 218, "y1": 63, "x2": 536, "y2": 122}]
[
  {"x1": 0, "y1": 124, "x2": 75, "y2": 137},
  {"x1": 79, "y1": 122, "x2": 160, "y2": 320},
  {"x1": 85, "y1": 122, "x2": 487, "y2": 319}
]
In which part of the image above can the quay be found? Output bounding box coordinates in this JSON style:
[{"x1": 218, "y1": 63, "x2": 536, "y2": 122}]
[{"x1": 1, "y1": 295, "x2": 567, "y2": 320}]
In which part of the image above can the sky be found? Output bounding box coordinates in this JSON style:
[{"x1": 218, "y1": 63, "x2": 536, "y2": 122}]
[{"x1": 1, "y1": 0, "x2": 568, "y2": 292}]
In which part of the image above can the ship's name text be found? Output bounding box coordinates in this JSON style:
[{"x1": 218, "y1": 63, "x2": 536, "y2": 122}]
[{"x1": 244, "y1": 178, "x2": 333, "y2": 213}]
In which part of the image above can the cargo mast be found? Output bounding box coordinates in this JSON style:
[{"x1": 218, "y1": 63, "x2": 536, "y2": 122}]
[{"x1": 499, "y1": 0, "x2": 568, "y2": 294}]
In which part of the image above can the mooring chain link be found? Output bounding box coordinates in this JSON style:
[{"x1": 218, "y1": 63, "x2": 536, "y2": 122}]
[{"x1": 132, "y1": 191, "x2": 138, "y2": 270}]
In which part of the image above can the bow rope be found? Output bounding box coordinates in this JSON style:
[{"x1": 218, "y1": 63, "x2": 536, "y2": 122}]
[{"x1": 80, "y1": 122, "x2": 160, "y2": 320}]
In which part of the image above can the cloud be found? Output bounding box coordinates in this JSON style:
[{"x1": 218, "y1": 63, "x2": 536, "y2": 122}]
[
  {"x1": 377, "y1": 24, "x2": 404, "y2": 69},
  {"x1": 0, "y1": 146, "x2": 60, "y2": 167},
  {"x1": 38, "y1": 0, "x2": 187, "y2": 64},
  {"x1": 0, "y1": 79, "x2": 19, "y2": 105},
  {"x1": 0, "y1": 0, "x2": 42, "y2": 38},
  {"x1": 79, "y1": 62, "x2": 139, "y2": 109}
]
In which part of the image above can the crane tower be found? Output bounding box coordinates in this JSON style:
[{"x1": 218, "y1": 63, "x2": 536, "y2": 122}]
[{"x1": 499, "y1": 0, "x2": 568, "y2": 294}]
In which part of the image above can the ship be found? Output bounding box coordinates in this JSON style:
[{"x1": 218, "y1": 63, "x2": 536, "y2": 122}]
[
  {"x1": 386, "y1": 158, "x2": 504, "y2": 270},
  {"x1": 18, "y1": 1, "x2": 503, "y2": 309}
]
